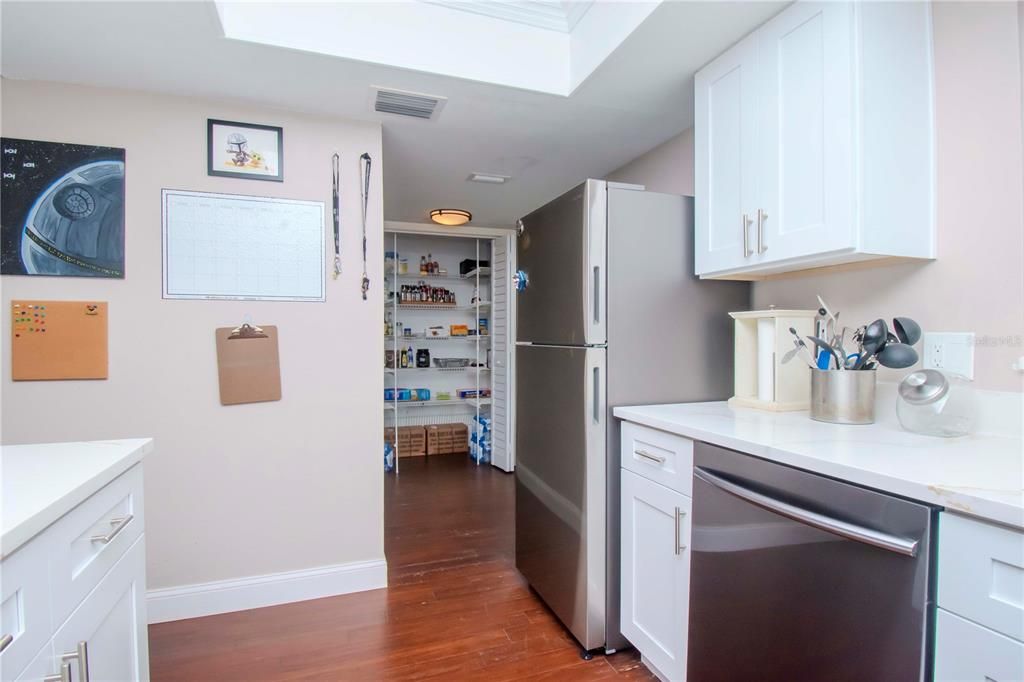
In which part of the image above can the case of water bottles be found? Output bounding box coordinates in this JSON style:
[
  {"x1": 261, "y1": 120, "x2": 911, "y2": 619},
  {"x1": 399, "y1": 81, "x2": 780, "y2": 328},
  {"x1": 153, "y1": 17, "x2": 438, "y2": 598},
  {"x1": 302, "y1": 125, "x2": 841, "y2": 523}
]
[{"x1": 470, "y1": 414, "x2": 492, "y2": 464}]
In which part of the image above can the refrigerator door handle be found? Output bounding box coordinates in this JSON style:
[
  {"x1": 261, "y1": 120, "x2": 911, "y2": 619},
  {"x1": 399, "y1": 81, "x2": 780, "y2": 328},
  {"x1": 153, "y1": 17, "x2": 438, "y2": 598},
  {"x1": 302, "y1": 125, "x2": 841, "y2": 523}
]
[
  {"x1": 592, "y1": 366, "x2": 601, "y2": 423},
  {"x1": 593, "y1": 266, "x2": 600, "y2": 324},
  {"x1": 693, "y1": 468, "x2": 920, "y2": 557}
]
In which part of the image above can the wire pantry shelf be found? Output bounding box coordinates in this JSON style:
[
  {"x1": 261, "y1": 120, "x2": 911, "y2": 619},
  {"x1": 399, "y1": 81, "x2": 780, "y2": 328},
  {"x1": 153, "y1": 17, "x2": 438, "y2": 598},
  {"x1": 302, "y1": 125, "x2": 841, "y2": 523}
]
[
  {"x1": 386, "y1": 302, "x2": 491, "y2": 311},
  {"x1": 383, "y1": 270, "x2": 490, "y2": 282},
  {"x1": 385, "y1": 335, "x2": 490, "y2": 342},
  {"x1": 382, "y1": 397, "x2": 492, "y2": 409},
  {"x1": 384, "y1": 367, "x2": 491, "y2": 373}
]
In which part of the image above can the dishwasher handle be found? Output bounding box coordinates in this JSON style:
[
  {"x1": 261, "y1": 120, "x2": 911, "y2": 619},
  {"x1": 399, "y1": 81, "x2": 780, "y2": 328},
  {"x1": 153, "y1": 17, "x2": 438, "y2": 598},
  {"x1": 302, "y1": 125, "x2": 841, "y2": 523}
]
[{"x1": 693, "y1": 467, "x2": 920, "y2": 557}]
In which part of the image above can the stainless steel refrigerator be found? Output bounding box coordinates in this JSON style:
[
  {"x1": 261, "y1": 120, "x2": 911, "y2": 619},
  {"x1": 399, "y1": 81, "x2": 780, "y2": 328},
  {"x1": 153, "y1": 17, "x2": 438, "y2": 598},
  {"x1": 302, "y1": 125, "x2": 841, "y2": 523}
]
[{"x1": 514, "y1": 179, "x2": 750, "y2": 653}]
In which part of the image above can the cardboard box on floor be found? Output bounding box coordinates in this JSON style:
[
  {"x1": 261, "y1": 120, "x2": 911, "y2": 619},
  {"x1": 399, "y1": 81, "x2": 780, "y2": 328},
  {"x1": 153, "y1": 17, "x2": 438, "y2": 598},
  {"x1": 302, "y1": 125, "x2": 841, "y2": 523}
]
[{"x1": 385, "y1": 426, "x2": 427, "y2": 457}]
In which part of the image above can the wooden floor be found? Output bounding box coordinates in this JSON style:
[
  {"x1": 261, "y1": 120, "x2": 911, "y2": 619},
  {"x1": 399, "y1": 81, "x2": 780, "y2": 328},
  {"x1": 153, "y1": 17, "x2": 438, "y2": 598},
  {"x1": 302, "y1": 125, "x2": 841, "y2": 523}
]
[{"x1": 149, "y1": 454, "x2": 652, "y2": 681}]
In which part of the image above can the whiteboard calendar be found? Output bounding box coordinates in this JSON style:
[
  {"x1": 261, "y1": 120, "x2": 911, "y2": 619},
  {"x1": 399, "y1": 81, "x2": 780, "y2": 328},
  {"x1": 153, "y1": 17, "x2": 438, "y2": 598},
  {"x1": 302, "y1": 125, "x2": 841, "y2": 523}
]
[{"x1": 162, "y1": 189, "x2": 325, "y2": 301}]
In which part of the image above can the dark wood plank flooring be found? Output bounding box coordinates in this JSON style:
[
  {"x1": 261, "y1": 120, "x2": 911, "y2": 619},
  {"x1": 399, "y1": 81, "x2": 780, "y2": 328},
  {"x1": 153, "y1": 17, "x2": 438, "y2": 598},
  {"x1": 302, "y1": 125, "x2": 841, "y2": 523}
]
[{"x1": 149, "y1": 454, "x2": 652, "y2": 681}]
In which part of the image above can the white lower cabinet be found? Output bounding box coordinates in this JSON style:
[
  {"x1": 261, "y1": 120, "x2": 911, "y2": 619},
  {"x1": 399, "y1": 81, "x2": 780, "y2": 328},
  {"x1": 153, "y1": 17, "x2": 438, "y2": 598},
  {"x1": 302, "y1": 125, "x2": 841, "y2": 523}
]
[
  {"x1": 934, "y1": 513, "x2": 1024, "y2": 681},
  {"x1": 53, "y1": 537, "x2": 149, "y2": 682},
  {"x1": 620, "y1": 451, "x2": 692, "y2": 682},
  {"x1": 935, "y1": 609, "x2": 1024, "y2": 682},
  {"x1": 0, "y1": 465, "x2": 148, "y2": 682}
]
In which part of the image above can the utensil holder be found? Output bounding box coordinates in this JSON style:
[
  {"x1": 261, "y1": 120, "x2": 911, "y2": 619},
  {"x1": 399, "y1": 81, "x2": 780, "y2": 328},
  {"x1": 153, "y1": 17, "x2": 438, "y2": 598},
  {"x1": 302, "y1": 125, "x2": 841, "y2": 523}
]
[{"x1": 810, "y1": 369, "x2": 876, "y2": 425}]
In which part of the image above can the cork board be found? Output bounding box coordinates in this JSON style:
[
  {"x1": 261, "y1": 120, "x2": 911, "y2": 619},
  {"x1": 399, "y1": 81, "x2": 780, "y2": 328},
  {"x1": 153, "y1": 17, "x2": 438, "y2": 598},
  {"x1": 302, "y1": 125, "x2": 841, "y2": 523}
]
[
  {"x1": 11, "y1": 300, "x2": 109, "y2": 380},
  {"x1": 215, "y1": 325, "x2": 281, "y2": 405}
]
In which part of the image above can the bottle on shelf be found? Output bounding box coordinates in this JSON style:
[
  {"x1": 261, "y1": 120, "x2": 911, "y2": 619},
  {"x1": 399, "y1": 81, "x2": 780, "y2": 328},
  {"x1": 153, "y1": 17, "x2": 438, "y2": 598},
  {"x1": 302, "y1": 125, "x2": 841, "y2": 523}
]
[
  {"x1": 426, "y1": 253, "x2": 434, "y2": 274},
  {"x1": 420, "y1": 255, "x2": 427, "y2": 275},
  {"x1": 407, "y1": 345, "x2": 414, "y2": 367},
  {"x1": 432, "y1": 254, "x2": 440, "y2": 274}
]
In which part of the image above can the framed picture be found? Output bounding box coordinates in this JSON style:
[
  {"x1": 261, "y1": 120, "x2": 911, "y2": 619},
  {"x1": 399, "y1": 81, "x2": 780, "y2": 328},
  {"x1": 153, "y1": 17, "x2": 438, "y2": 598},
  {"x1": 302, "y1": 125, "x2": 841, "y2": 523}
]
[
  {"x1": 1, "y1": 138, "x2": 125, "y2": 278},
  {"x1": 207, "y1": 119, "x2": 283, "y2": 182}
]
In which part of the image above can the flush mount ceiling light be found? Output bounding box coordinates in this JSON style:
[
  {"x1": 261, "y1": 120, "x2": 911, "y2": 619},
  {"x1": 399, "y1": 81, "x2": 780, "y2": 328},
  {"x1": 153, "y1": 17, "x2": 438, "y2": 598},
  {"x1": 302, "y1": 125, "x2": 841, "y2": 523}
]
[{"x1": 430, "y1": 209, "x2": 472, "y2": 226}]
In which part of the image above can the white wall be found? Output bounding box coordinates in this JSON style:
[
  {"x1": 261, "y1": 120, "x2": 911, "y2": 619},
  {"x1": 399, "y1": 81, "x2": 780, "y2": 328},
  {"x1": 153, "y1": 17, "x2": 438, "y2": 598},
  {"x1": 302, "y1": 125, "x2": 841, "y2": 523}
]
[
  {"x1": 0, "y1": 79, "x2": 386, "y2": 591},
  {"x1": 607, "y1": 2, "x2": 1024, "y2": 392},
  {"x1": 606, "y1": 128, "x2": 694, "y2": 196}
]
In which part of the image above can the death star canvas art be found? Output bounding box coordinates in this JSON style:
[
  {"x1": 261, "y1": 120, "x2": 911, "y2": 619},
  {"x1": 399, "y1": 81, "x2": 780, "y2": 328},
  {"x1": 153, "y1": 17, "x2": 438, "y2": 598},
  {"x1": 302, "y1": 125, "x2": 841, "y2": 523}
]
[{"x1": 1, "y1": 138, "x2": 125, "y2": 278}]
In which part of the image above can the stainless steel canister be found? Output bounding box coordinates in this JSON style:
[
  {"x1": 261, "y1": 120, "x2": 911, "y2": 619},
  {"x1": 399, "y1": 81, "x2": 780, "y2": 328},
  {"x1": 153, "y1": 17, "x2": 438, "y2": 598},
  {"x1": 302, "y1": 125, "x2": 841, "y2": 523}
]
[{"x1": 810, "y1": 369, "x2": 877, "y2": 425}]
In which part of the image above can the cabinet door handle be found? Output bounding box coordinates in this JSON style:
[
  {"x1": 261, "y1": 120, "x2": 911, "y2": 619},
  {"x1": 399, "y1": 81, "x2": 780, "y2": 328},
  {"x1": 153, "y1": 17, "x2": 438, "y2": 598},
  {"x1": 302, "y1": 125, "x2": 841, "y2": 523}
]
[
  {"x1": 90, "y1": 514, "x2": 133, "y2": 544},
  {"x1": 0, "y1": 633, "x2": 12, "y2": 653},
  {"x1": 757, "y1": 209, "x2": 768, "y2": 254},
  {"x1": 43, "y1": 661, "x2": 72, "y2": 682},
  {"x1": 674, "y1": 507, "x2": 687, "y2": 555},
  {"x1": 635, "y1": 450, "x2": 666, "y2": 465},
  {"x1": 741, "y1": 213, "x2": 752, "y2": 257},
  {"x1": 61, "y1": 641, "x2": 89, "y2": 682}
]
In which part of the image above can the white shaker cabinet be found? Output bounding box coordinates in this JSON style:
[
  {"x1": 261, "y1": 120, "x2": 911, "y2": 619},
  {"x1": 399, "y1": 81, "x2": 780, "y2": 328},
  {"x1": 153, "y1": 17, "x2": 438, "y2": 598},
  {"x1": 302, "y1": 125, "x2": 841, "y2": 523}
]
[
  {"x1": 695, "y1": 1, "x2": 935, "y2": 279},
  {"x1": 620, "y1": 423, "x2": 694, "y2": 682},
  {"x1": 933, "y1": 513, "x2": 1024, "y2": 681},
  {"x1": 1, "y1": 443, "x2": 151, "y2": 682}
]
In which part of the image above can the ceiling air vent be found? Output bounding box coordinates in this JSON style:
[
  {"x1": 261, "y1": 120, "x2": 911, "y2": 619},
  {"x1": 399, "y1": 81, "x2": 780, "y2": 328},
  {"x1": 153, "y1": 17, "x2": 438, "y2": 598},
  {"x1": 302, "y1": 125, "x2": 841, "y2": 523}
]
[{"x1": 371, "y1": 86, "x2": 447, "y2": 121}]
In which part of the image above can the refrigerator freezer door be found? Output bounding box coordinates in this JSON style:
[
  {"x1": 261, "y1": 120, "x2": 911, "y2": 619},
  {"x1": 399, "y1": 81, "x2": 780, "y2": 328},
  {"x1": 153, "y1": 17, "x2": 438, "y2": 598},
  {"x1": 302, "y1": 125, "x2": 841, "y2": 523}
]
[
  {"x1": 516, "y1": 180, "x2": 607, "y2": 346},
  {"x1": 515, "y1": 343, "x2": 607, "y2": 650}
]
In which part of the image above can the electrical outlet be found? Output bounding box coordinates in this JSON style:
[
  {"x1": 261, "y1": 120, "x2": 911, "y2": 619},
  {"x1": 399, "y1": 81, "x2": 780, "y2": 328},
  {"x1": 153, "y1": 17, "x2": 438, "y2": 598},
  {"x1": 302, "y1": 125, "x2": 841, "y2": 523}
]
[{"x1": 923, "y1": 332, "x2": 975, "y2": 379}]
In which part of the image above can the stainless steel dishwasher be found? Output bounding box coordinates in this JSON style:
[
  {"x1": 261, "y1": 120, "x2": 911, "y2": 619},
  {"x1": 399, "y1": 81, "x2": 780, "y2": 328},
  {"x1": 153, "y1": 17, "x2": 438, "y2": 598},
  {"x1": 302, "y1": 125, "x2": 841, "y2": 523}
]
[{"x1": 688, "y1": 442, "x2": 937, "y2": 682}]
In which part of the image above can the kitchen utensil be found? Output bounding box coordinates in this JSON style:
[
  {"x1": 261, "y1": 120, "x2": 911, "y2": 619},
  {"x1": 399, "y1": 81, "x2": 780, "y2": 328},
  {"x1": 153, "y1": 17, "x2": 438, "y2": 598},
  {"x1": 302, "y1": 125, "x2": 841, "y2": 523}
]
[
  {"x1": 854, "y1": 319, "x2": 889, "y2": 369},
  {"x1": 893, "y1": 317, "x2": 922, "y2": 346},
  {"x1": 876, "y1": 343, "x2": 919, "y2": 369},
  {"x1": 810, "y1": 368, "x2": 877, "y2": 424},
  {"x1": 806, "y1": 335, "x2": 843, "y2": 369},
  {"x1": 897, "y1": 369, "x2": 976, "y2": 437},
  {"x1": 787, "y1": 327, "x2": 818, "y2": 368}
]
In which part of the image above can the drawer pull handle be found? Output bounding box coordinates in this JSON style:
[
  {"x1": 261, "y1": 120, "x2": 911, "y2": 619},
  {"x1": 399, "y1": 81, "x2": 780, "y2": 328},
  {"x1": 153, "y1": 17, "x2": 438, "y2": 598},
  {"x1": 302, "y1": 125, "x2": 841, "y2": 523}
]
[
  {"x1": 61, "y1": 641, "x2": 89, "y2": 682},
  {"x1": 635, "y1": 450, "x2": 666, "y2": 465},
  {"x1": 43, "y1": 661, "x2": 72, "y2": 682},
  {"x1": 91, "y1": 515, "x2": 133, "y2": 544},
  {"x1": 0, "y1": 633, "x2": 12, "y2": 653}
]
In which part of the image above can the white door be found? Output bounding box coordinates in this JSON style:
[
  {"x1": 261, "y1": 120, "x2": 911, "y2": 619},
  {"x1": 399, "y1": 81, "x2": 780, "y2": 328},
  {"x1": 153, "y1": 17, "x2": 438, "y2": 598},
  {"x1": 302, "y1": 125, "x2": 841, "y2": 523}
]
[
  {"x1": 621, "y1": 469, "x2": 691, "y2": 681},
  {"x1": 53, "y1": 538, "x2": 149, "y2": 682},
  {"x1": 695, "y1": 32, "x2": 760, "y2": 276},
  {"x1": 490, "y1": 233, "x2": 514, "y2": 472},
  {"x1": 756, "y1": 1, "x2": 854, "y2": 263}
]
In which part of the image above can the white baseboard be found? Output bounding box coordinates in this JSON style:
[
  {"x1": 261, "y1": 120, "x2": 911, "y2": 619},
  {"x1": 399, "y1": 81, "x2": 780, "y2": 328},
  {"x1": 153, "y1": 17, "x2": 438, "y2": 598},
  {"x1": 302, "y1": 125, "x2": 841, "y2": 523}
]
[{"x1": 146, "y1": 558, "x2": 387, "y2": 624}]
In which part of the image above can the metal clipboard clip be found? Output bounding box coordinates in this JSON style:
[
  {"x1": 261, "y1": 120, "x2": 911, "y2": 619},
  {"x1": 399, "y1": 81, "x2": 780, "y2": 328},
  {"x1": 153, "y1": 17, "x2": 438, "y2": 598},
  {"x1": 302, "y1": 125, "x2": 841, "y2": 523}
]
[{"x1": 228, "y1": 323, "x2": 268, "y2": 340}]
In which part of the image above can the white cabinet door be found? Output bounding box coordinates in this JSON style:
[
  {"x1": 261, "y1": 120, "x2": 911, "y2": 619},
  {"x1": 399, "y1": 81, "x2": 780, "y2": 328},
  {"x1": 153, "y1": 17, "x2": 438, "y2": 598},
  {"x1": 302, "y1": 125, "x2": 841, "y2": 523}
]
[
  {"x1": 490, "y1": 232, "x2": 514, "y2": 472},
  {"x1": 756, "y1": 1, "x2": 854, "y2": 262},
  {"x1": 935, "y1": 609, "x2": 1024, "y2": 682},
  {"x1": 695, "y1": 32, "x2": 760, "y2": 276},
  {"x1": 12, "y1": 641, "x2": 55, "y2": 682},
  {"x1": 53, "y1": 537, "x2": 149, "y2": 682},
  {"x1": 621, "y1": 469, "x2": 691, "y2": 682}
]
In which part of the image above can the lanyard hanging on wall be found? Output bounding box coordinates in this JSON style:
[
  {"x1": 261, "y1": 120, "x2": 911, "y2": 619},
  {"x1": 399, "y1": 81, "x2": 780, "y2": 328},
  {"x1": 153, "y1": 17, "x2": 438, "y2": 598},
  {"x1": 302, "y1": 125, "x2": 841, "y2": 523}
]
[
  {"x1": 331, "y1": 153, "x2": 341, "y2": 280},
  {"x1": 359, "y1": 152, "x2": 372, "y2": 301}
]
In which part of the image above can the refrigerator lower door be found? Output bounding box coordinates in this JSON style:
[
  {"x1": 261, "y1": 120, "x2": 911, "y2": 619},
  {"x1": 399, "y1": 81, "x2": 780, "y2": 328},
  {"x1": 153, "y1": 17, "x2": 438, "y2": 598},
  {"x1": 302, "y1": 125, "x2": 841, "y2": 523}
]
[
  {"x1": 515, "y1": 180, "x2": 606, "y2": 346},
  {"x1": 515, "y1": 343, "x2": 607, "y2": 650}
]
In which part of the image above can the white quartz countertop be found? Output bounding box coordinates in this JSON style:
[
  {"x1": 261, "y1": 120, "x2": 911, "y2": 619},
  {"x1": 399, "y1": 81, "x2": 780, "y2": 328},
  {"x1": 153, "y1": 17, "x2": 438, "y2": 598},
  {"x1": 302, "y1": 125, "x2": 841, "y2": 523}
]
[
  {"x1": 2, "y1": 438, "x2": 153, "y2": 558},
  {"x1": 614, "y1": 402, "x2": 1024, "y2": 529}
]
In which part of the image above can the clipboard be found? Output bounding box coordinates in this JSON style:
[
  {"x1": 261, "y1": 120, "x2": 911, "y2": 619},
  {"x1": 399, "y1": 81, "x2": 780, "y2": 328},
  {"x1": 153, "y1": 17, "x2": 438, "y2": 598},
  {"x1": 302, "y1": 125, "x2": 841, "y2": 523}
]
[
  {"x1": 215, "y1": 323, "x2": 281, "y2": 405},
  {"x1": 11, "y1": 300, "x2": 108, "y2": 380}
]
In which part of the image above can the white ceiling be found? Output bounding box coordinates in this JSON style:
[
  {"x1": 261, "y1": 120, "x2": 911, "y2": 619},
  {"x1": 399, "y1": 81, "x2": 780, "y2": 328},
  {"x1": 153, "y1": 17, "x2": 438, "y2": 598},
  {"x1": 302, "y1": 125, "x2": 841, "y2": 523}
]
[{"x1": 0, "y1": 1, "x2": 785, "y2": 227}]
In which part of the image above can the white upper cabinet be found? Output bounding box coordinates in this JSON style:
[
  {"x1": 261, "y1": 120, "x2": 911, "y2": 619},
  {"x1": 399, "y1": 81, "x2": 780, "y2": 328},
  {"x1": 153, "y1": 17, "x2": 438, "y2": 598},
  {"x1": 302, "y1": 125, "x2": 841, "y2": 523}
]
[
  {"x1": 695, "y1": 33, "x2": 760, "y2": 275},
  {"x1": 694, "y1": 1, "x2": 936, "y2": 279}
]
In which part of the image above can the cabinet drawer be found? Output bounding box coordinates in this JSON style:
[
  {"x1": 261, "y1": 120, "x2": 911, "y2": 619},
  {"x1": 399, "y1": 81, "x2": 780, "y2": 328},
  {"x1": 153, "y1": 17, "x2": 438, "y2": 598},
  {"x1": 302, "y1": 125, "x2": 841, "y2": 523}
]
[
  {"x1": 934, "y1": 608, "x2": 1024, "y2": 682},
  {"x1": 938, "y1": 513, "x2": 1024, "y2": 641},
  {"x1": 0, "y1": 536, "x2": 54, "y2": 682},
  {"x1": 621, "y1": 422, "x2": 693, "y2": 496},
  {"x1": 48, "y1": 465, "x2": 144, "y2": 629},
  {"x1": 53, "y1": 536, "x2": 148, "y2": 682}
]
